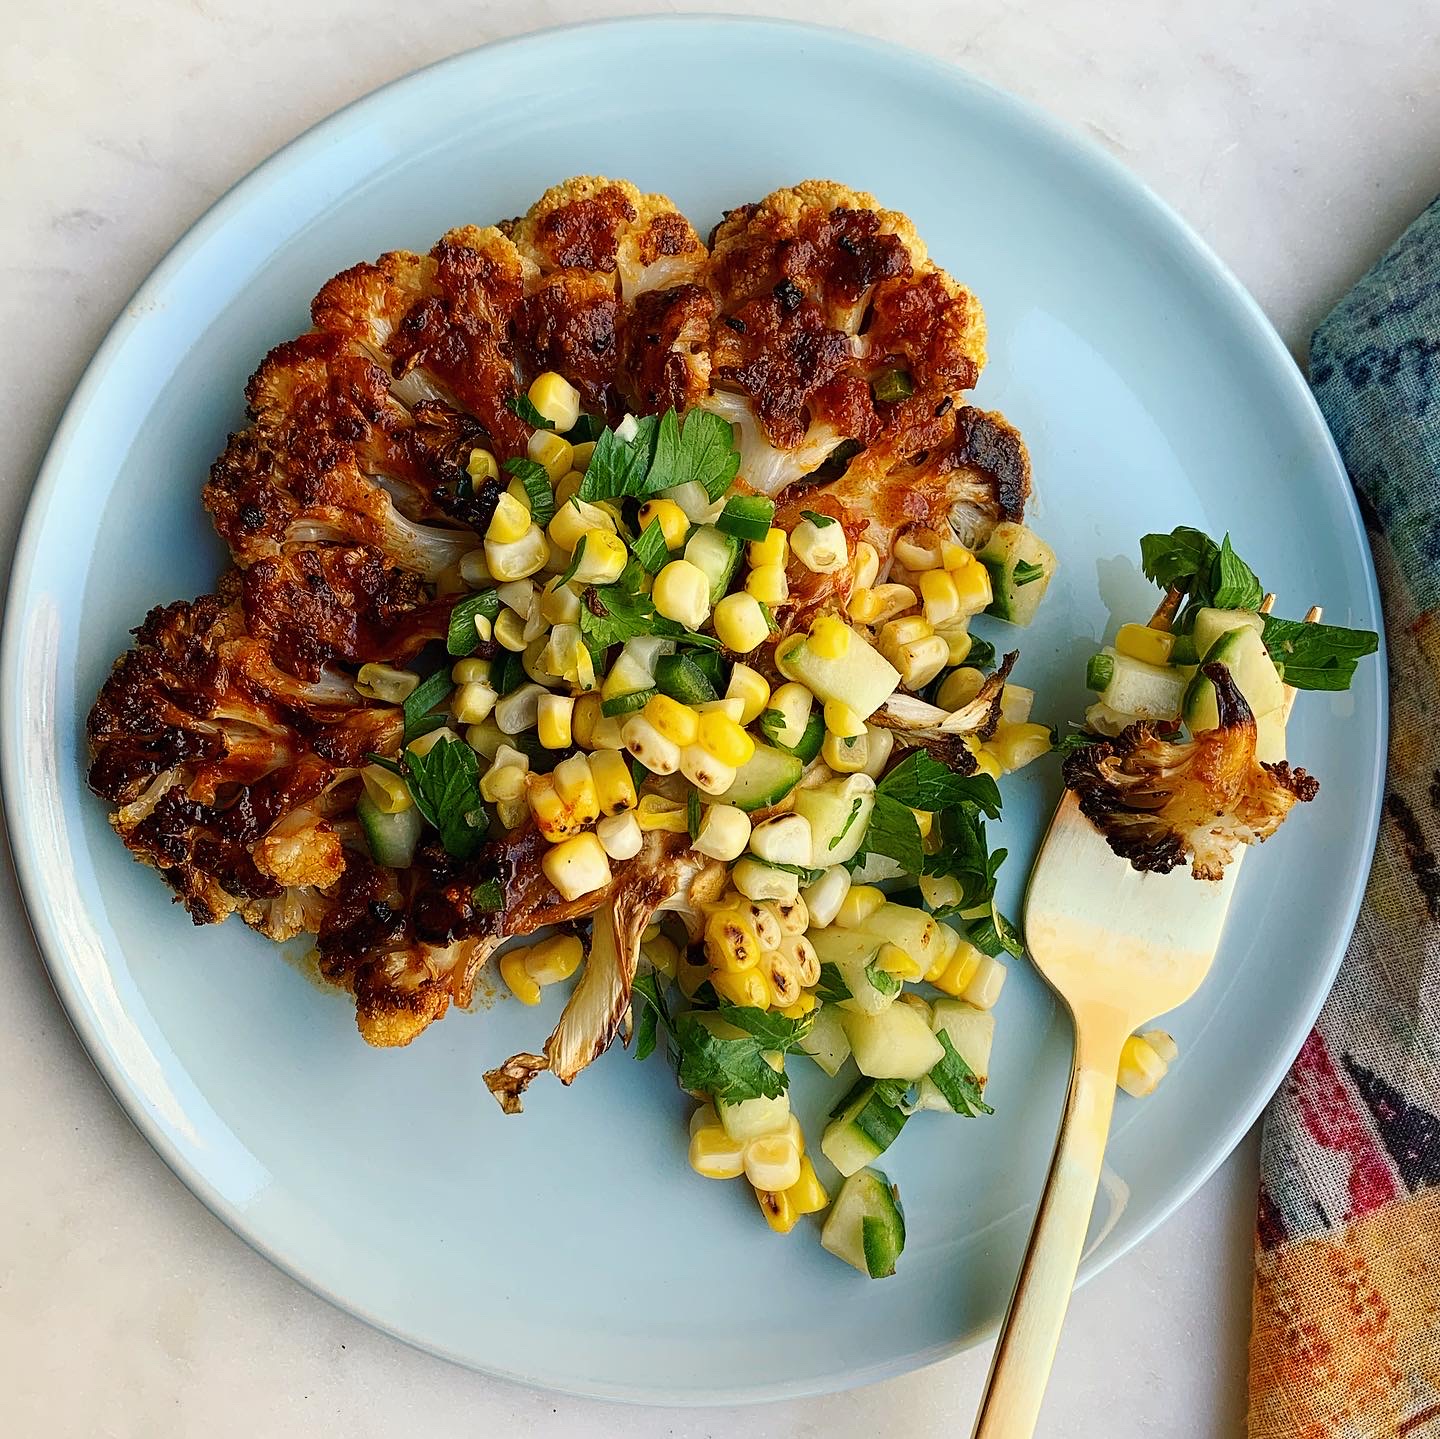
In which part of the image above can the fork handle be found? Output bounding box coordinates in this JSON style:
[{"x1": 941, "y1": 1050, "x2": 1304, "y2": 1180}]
[{"x1": 971, "y1": 1019, "x2": 1125, "y2": 1439}]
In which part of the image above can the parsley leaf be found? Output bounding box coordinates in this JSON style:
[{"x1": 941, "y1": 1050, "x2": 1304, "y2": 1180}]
[
  {"x1": 555, "y1": 533, "x2": 587, "y2": 589},
  {"x1": 965, "y1": 910, "x2": 1024, "y2": 959},
  {"x1": 674, "y1": 1007, "x2": 813, "y2": 1103},
  {"x1": 865, "y1": 961, "x2": 901, "y2": 997},
  {"x1": 630, "y1": 518, "x2": 670, "y2": 574},
  {"x1": 505, "y1": 393, "x2": 555, "y2": 430},
  {"x1": 578, "y1": 415, "x2": 660, "y2": 501},
  {"x1": 928, "y1": 1033, "x2": 995, "y2": 1116},
  {"x1": 830, "y1": 796, "x2": 865, "y2": 851},
  {"x1": 578, "y1": 575, "x2": 721, "y2": 654},
  {"x1": 1051, "y1": 727, "x2": 1102, "y2": 757},
  {"x1": 447, "y1": 590, "x2": 501, "y2": 656},
  {"x1": 924, "y1": 808, "x2": 1007, "y2": 912},
  {"x1": 401, "y1": 669, "x2": 453, "y2": 741},
  {"x1": 404, "y1": 738, "x2": 488, "y2": 860},
  {"x1": 1138, "y1": 526, "x2": 1261, "y2": 623},
  {"x1": 1013, "y1": 558, "x2": 1045, "y2": 588},
  {"x1": 815, "y1": 963, "x2": 852, "y2": 1003},
  {"x1": 799, "y1": 509, "x2": 838, "y2": 529},
  {"x1": 631, "y1": 970, "x2": 672, "y2": 1064},
  {"x1": 965, "y1": 635, "x2": 998, "y2": 671},
  {"x1": 877, "y1": 751, "x2": 1002, "y2": 818},
  {"x1": 647, "y1": 408, "x2": 741, "y2": 502},
  {"x1": 502, "y1": 457, "x2": 555, "y2": 526},
  {"x1": 1260, "y1": 614, "x2": 1379, "y2": 691},
  {"x1": 472, "y1": 878, "x2": 505, "y2": 912},
  {"x1": 854, "y1": 792, "x2": 926, "y2": 874}
]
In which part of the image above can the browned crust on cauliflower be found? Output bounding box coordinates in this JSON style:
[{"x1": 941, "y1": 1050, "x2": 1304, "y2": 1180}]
[{"x1": 1063, "y1": 665, "x2": 1319, "y2": 879}]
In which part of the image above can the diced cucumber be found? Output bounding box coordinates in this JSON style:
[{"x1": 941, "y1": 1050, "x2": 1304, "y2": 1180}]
[
  {"x1": 775, "y1": 632, "x2": 899, "y2": 718},
  {"x1": 796, "y1": 1003, "x2": 851, "y2": 1076},
  {"x1": 715, "y1": 744, "x2": 804, "y2": 812},
  {"x1": 793, "y1": 775, "x2": 876, "y2": 866},
  {"x1": 916, "y1": 1001, "x2": 995, "y2": 1112},
  {"x1": 717, "y1": 1087, "x2": 791, "y2": 1142},
  {"x1": 821, "y1": 1168, "x2": 906, "y2": 1277},
  {"x1": 685, "y1": 647, "x2": 728, "y2": 695},
  {"x1": 773, "y1": 709, "x2": 825, "y2": 763},
  {"x1": 357, "y1": 794, "x2": 422, "y2": 869},
  {"x1": 1255, "y1": 709, "x2": 1287, "y2": 763},
  {"x1": 1191, "y1": 606, "x2": 1263, "y2": 660},
  {"x1": 1183, "y1": 625, "x2": 1285, "y2": 731},
  {"x1": 1094, "y1": 648, "x2": 1185, "y2": 724},
  {"x1": 842, "y1": 1005, "x2": 945, "y2": 1080},
  {"x1": 654, "y1": 653, "x2": 718, "y2": 705},
  {"x1": 684, "y1": 525, "x2": 744, "y2": 605},
  {"x1": 978, "y1": 522, "x2": 1056, "y2": 626},
  {"x1": 821, "y1": 1082, "x2": 908, "y2": 1178},
  {"x1": 1085, "y1": 653, "x2": 1115, "y2": 692},
  {"x1": 602, "y1": 649, "x2": 662, "y2": 702}
]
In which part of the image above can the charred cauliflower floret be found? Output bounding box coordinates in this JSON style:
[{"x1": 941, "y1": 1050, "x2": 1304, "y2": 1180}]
[{"x1": 1063, "y1": 664, "x2": 1319, "y2": 880}]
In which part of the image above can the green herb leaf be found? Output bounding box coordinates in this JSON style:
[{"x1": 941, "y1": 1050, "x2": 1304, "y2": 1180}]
[
  {"x1": 404, "y1": 738, "x2": 488, "y2": 859},
  {"x1": 674, "y1": 1008, "x2": 811, "y2": 1103},
  {"x1": 402, "y1": 669, "x2": 454, "y2": 740},
  {"x1": 565, "y1": 413, "x2": 606, "y2": 443},
  {"x1": 855, "y1": 793, "x2": 926, "y2": 874},
  {"x1": 555, "y1": 533, "x2": 587, "y2": 589},
  {"x1": 815, "y1": 963, "x2": 852, "y2": 1004},
  {"x1": 630, "y1": 518, "x2": 670, "y2": 573},
  {"x1": 1139, "y1": 526, "x2": 1219, "y2": 593},
  {"x1": 865, "y1": 961, "x2": 901, "y2": 997},
  {"x1": 447, "y1": 590, "x2": 502, "y2": 657},
  {"x1": 757, "y1": 599, "x2": 778, "y2": 634},
  {"x1": 1260, "y1": 614, "x2": 1379, "y2": 691},
  {"x1": 366, "y1": 753, "x2": 407, "y2": 778},
  {"x1": 472, "y1": 878, "x2": 505, "y2": 912},
  {"x1": 1013, "y1": 558, "x2": 1045, "y2": 588},
  {"x1": 687, "y1": 788, "x2": 701, "y2": 842},
  {"x1": 758, "y1": 708, "x2": 786, "y2": 743},
  {"x1": 1210, "y1": 534, "x2": 1264, "y2": 610},
  {"x1": 631, "y1": 970, "x2": 671, "y2": 1064},
  {"x1": 799, "y1": 509, "x2": 838, "y2": 529},
  {"x1": 578, "y1": 576, "x2": 721, "y2": 654},
  {"x1": 830, "y1": 796, "x2": 865, "y2": 851},
  {"x1": 928, "y1": 1032, "x2": 995, "y2": 1116},
  {"x1": 877, "y1": 751, "x2": 1002, "y2": 818},
  {"x1": 965, "y1": 635, "x2": 997, "y2": 671},
  {"x1": 502, "y1": 456, "x2": 555, "y2": 526},
  {"x1": 966, "y1": 910, "x2": 1024, "y2": 959},
  {"x1": 1051, "y1": 727, "x2": 1103, "y2": 758},
  {"x1": 505, "y1": 392, "x2": 555, "y2": 430},
  {"x1": 578, "y1": 415, "x2": 660, "y2": 501},
  {"x1": 647, "y1": 408, "x2": 742, "y2": 502}
]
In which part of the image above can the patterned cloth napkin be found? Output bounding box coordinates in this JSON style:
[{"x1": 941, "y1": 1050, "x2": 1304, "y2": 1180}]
[{"x1": 1248, "y1": 197, "x2": 1440, "y2": 1437}]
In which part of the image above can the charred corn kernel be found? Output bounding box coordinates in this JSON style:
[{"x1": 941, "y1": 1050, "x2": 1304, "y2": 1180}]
[
  {"x1": 525, "y1": 775, "x2": 574, "y2": 842},
  {"x1": 689, "y1": 1123, "x2": 748, "y2": 1180},
  {"x1": 713, "y1": 592, "x2": 770, "y2": 653},
  {"x1": 790, "y1": 515, "x2": 850, "y2": 574},
  {"x1": 680, "y1": 747, "x2": 737, "y2": 796},
  {"x1": 459, "y1": 548, "x2": 492, "y2": 587},
  {"x1": 694, "y1": 804, "x2": 751, "y2": 862},
  {"x1": 571, "y1": 692, "x2": 603, "y2": 750},
  {"x1": 360, "y1": 763, "x2": 413, "y2": 815},
  {"x1": 570, "y1": 529, "x2": 628, "y2": 585},
  {"x1": 821, "y1": 729, "x2": 868, "y2": 773},
  {"x1": 711, "y1": 966, "x2": 771, "y2": 1009},
  {"x1": 641, "y1": 931, "x2": 680, "y2": 979},
  {"x1": 636, "y1": 497, "x2": 690, "y2": 550},
  {"x1": 644, "y1": 693, "x2": 700, "y2": 746},
  {"x1": 526, "y1": 429, "x2": 573, "y2": 484},
  {"x1": 852, "y1": 540, "x2": 881, "y2": 592},
  {"x1": 746, "y1": 563, "x2": 789, "y2": 606},
  {"x1": 749, "y1": 813, "x2": 813, "y2": 867},
  {"x1": 801, "y1": 866, "x2": 851, "y2": 928},
  {"x1": 705, "y1": 906, "x2": 762, "y2": 972},
  {"x1": 961, "y1": 954, "x2": 1008, "y2": 1009},
  {"x1": 587, "y1": 749, "x2": 637, "y2": 815},
  {"x1": 407, "y1": 725, "x2": 459, "y2": 758},
  {"x1": 696, "y1": 710, "x2": 754, "y2": 767},
  {"x1": 451, "y1": 680, "x2": 499, "y2": 725},
  {"x1": 527, "y1": 371, "x2": 581, "y2": 432},
  {"x1": 355, "y1": 663, "x2": 418, "y2": 704},
  {"x1": 547, "y1": 497, "x2": 615, "y2": 552},
  {"x1": 744, "y1": 1132, "x2": 803, "y2": 1192},
  {"x1": 533, "y1": 693, "x2": 574, "y2": 750},
  {"x1": 466, "y1": 447, "x2": 500, "y2": 484},
  {"x1": 834, "y1": 884, "x2": 886, "y2": 929},
  {"x1": 595, "y1": 810, "x2": 643, "y2": 860},
  {"x1": 1116, "y1": 622, "x2": 1175, "y2": 666},
  {"x1": 732, "y1": 856, "x2": 799, "y2": 903},
  {"x1": 919, "y1": 568, "x2": 962, "y2": 626},
  {"x1": 492, "y1": 609, "x2": 526, "y2": 652},
  {"x1": 725, "y1": 664, "x2": 770, "y2": 724},
  {"x1": 1117, "y1": 1034, "x2": 1170, "y2": 1097},
  {"x1": 860, "y1": 723, "x2": 895, "y2": 780},
  {"x1": 895, "y1": 634, "x2": 950, "y2": 690},
  {"x1": 876, "y1": 941, "x2": 924, "y2": 981},
  {"x1": 541, "y1": 832, "x2": 612, "y2": 901},
  {"x1": 779, "y1": 933, "x2": 820, "y2": 986},
  {"x1": 848, "y1": 582, "x2": 917, "y2": 625},
  {"x1": 451, "y1": 658, "x2": 492, "y2": 685},
  {"x1": 809, "y1": 616, "x2": 852, "y2": 662},
  {"x1": 486, "y1": 525, "x2": 549, "y2": 581},
  {"x1": 524, "y1": 933, "x2": 584, "y2": 986},
  {"x1": 652, "y1": 559, "x2": 711, "y2": 630},
  {"x1": 748, "y1": 527, "x2": 788, "y2": 569},
  {"x1": 771, "y1": 894, "x2": 809, "y2": 936},
  {"x1": 487, "y1": 491, "x2": 532, "y2": 544},
  {"x1": 1144, "y1": 1030, "x2": 1179, "y2": 1064},
  {"x1": 989, "y1": 721, "x2": 1052, "y2": 774},
  {"x1": 636, "y1": 793, "x2": 689, "y2": 833},
  {"x1": 551, "y1": 753, "x2": 599, "y2": 820},
  {"x1": 732, "y1": 901, "x2": 779, "y2": 950},
  {"x1": 894, "y1": 526, "x2": 945, "y2": 572},
  {"x1": 500, "y1": 951, "x2": 542, "y2": 1006},
  {"x1": 824, "y1": 700, "x2": 867, "y2": 739},
  {"x1": 937, "y1": 667, "x2": 986, "y2": 712},
  {"x1": 949, "y1": 552, "x2": 994, "y2": 614},
  {"x1": 764, "y1": 947, "x2": 804, "y2": 1008},
  {"x1": 788, "y1": 1156, "x2": 829, "y2": 1215},
  {"x1": 972, "y1": 748, "x2": 1003, "y2": 781}
]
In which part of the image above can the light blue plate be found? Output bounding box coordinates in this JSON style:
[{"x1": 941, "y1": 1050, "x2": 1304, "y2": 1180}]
[{"x1": 2, "y1": 17, "x2": 1384, "y2": 1404}]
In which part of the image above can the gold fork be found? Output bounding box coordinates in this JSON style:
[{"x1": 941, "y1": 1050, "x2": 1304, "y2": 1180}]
[{"x1": 969, "y1": 601, "x2": 1316, "y2": 1439}]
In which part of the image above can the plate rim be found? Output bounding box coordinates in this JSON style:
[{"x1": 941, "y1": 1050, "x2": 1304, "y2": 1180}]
[{"x1": 1, "y1": 14, "x2": 1387, "y2": 1405}]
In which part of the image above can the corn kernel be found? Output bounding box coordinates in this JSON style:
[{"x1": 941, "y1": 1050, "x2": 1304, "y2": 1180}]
[
  {"x1": 851, "y1": 541, "x2": 880, "y2": 592},
  {"x1": 712, "y1": 966, "x2": 771, "y2": 1008},
  {"x1": 355, "y1": 663, "x2": 419, "y2": 704},
  {"x1": 689, "y1": 1123, "x2": 747, "y2": 1180},
  {"x1": 988, "y1": 721, "x2": 1052, "y2": 774},
  {"x1": 551, "y1": 753, "x2": 599, "y2": 818},
  {"x1": 1117, "y1": 1034, "x2": 1170, "y2": 1097},
  {"x1": 491, "y1": 609, "x2": 525, "y2": 653},
  {"x1": 500, "y1": 951, "x2": 541, "y2": 1006},
  {"x1": 590, "y1": 715, "x2": 626, "y2": 750},
  {"x1": 449, "y1": 658, "x2": 490, "y2": 686},
  {"x1": 696, "y1": 710, "x2": 754, "y2": 767},
  {"x1": 466, "y1": 447, "x2": 500, "y2": 484},
  {"x1": 778, "y1": 992, "x2": 819, "y2": 1021},
  {"x1": 570, "y1": 441, "x2": 596, "y2": 472},
  {"x1": 526, "y1": 775, "x2": 577, "y2": 843},
  {"x1": 895, "y1": 634, "x2": 950, "y2": 691},
  {"x1": 485, "y1": 525, "x2": 549, "y2": 581},
  {"x1": 694, "y1": 804, "x2": 751, "y2": 862},
  {"x1": 524, "y1": 933, "x2": 584, "y2": 986},
  {"x1": 713, "y1": 592, "x2": 770, "y2": 653},
  {"x1": 941, "y1": 540, "x2": 969, "y2": 569},
  {"x1": 570, "y1": 529, "x2": 628, "y2": 585},
  {"x1": 526, "y1": 428, "x2": 573, "y2": 484},
  {"x1": 587, "y1": 749, "x2": 637, "y2": 815},
  {"x1": 680, "y1": 747, "x2": 737, "y2": 796},
  {"x1": 834, "y1": 885, "x2": 885, "y2": 929},
  {"x1": 531, "y1": 693, "x2": 573, "y2": 750},
  {"x1": 920, "y1": 568, "x2": 962, "y2": 626},
  {"x1": 652, "y1": 559, "x2": 711, "y2": 630},
  {"x1": 744, "y1": 1132, "x2": 802, "y2": 1192},
  {"x1": 849, "y1": 582, "x2": 917, "y2": 625},
  {"x1": 911, "y1": 808, "x2": 934, "y2": 840},
  {"x1": 539, "y1": 577, "x2": 581, "y2": 626},
  {"x1": 1145, "y1": 1030, "x2": 1180, "y2": 1064},
  {"x1": 547, "y1": 497, "x2": 615, "y2": 552},
  {"x1": 570, "y1": 692, "x2": 603, "y2": 750},
  {"x1": 636, "y1": 794, "x2": 689, "y2": 833},
  {"x1": 894, "y1": 527, "x2": 944, "y2": 572},
  {"x1": 824, "y1": 700, "x2": 867, "y2": 739},
  {"x1": 763, "y1": 946, "x2": 804, "y2": 1008},
  {"x1": 705, "y1": 907, "x2": 763, "y2": 972},
  {"x1": 732, "y1": 856, "x2": 799, "y2": 903},
  {"x1": 748, "y1": 527, "x2": 788, "y2": 569},
  {"x1": 553, "y1": 470, "x2": 583, "y2": 508},
  {"x1": 360, "y1": 763, "x2": 413, "y2": 815},
  {"x1": 933, "y1": 945, "x2": 982, "y2": 997},
  {"x1": 465, "y1": 719, "x2": 505, "y2": 759},
  {"x1": 937, "y1": 667, "x2": 986, "y2": 712},
  {"x1": 820, "y1": 729, "x2": 866, "y2": 773},
  {"x1": 1116, "y1": 622, "x2": 1176, "y2": 667},
  {"x1": 961, "y1": 954, "x2": 1007, "y2": 1009},
  {"x1": 541, "y1": 832, "x2": 612, "y2": 901},
  {"x1": 788, "y1": 1155, "x2": 829, "y2": 1215},
  {"x1": 596, "y1": 810, "x2": 643, "y2": 860},
  {"x1": 938, "y1": 624, "x2": 972, "y2": 666},
  {"x1": 452, "y1": 680, "x2": 499, "y2": 725},
  {"x1": 790, "y1": 515, "x2": 849, "y2": 574},
  {"x1": 637, "y1": 498, "x2": 690, "y2": 550},
  {"x1": 973, "y1": 749, "x2": 1003, "y2": 781},
  {"x1": 860, "y1": 723, "x2": 894, "y2": 779},
  {"x1": 487, "y1": 491, "x2": 532, "y2": 544},
  {"x1": 949, "y1": 552, "x2": 994, "y2": 615},
  {"x1": 725, "y1": 664, "x2": 770, "y2": 724},
  {"x1": 746, "y1": 563, "x2": 789, "y2": 606},
  {"x1": 876, "y1": 941, "x2": 924, "y2": 981},
  {"x1": 807, "y1": 616, "x2": 852, "y2": 662},
  {"x1": 406, "y1": 725, "x2": 458, "y2": 758},
  {"x1": 527, "y1": 371, "x2": 582, "y2": 432},
  {"x1": 496, "y1": 683, "x2": 545, "y2": 736},
  {"x1": 480, "y1": 751, "x2": 529, "y2": 804},
  {"x1": 642, "y1": 932, "x2": 680, "y2": 978},
  {"x1": 644, "y1": 694, "x2": 700, "y2": 746},
  {"x1": 459, "y1": 548, "x2": 492, "y2": 588}
]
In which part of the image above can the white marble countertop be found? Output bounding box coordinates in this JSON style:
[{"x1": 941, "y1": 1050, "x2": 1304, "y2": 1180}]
[{"x1": 2, "y1": 2, "x2": 1434, "y2": 1435}]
